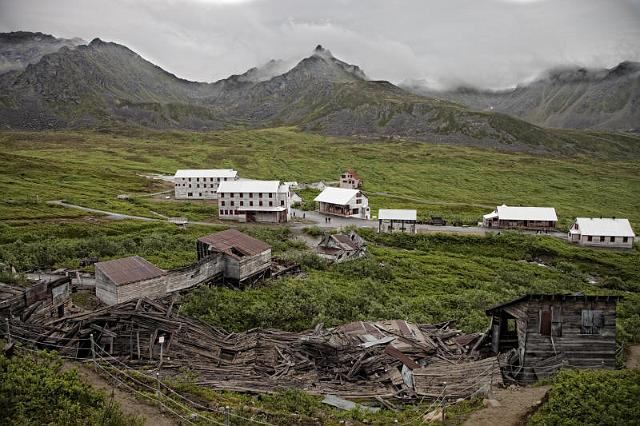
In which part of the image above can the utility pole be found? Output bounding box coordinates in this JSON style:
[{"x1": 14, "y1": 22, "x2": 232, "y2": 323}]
[{"x1": 159, "y1": 335, "x2": 164, "y2": 366}]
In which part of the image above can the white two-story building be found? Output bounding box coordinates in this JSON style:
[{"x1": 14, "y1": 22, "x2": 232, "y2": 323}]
[
  {"x1": 217, "y1": 180, "x2": 292, "y2": 223},
  {"x1": 174, "y1": 169, "x2": 238, "y2": 200}
]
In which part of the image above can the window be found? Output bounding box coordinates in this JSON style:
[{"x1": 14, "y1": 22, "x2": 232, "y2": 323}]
[
  {"x1": 280, "y1": 200, "x2": 284, "y2": 206},
  {"x1": 610, "y1": 236, "x2": 616, "y2": 243},
  {"x1": 196, "y1": 184, "x2": 200, "y2": 188},
  {"x1": 188, "y1": 178, "x2": 192, "y2": 182},
  {"x1": 356, "y1": 198, "x2": 362, "y2": 204},
  {"x1": 240, "y1": 201, "x2": 244, "y2": 206},
  {"x1": 352, "y1": 208, "x2": 359, "y2": 214},
  {"x1": 600, "y1": 236, "x2": 605, "y2": 242},
  {"x1": 230, "y1": 193, "x2": 234, "y2": 197},
  {"x1": 259, "y1": 201, "x2": 263, "y2": 206},
  {"x1": 539, "y1": 306, "x2": 562, "y2": 336},
  {"x1": 249, "y1": 193, "x2": 253, "y2": 198},
  {"x1": 250, "y1": 201, "x2": 253, "y2": 206},
  {"x1": 240, "y1": 193, "x2": 243, "y2": 198},
  {"x1": 551, "y1": 306, "x2": 562, "y2": 337},
  {"x1": 230, "y1": 201, "x2": 234, "y2": 206},
  {"x1": 581, "y1": 310, "x2": 604, "y2": 334},
  {"x1": 187, "y1": 192, "x2": 193, "y2": 197},
  {"x1": 196, "y1": 178, "x2": 200, "y2": 182},
  {"x1": 587, "y1": 236, "x2": 593, "y2": 242},
  {"x1": 623, "y1": 237, "x2": 629, "y2": 243},
  {"x1": 198, "y1": 193, "x2": 202, "y2": 197},
  {"x1": 203, "y1": 184, "x2": 207, "y2": 188},
  {"x1": 269, "y1": 193, "x2": 273, "y2": 198},
  {"x1": 269, "y1": 201, "x2": 273, "y2": 206},
  {"x1": 259, "y1": 193, "x2": 263, "y2": 198}
]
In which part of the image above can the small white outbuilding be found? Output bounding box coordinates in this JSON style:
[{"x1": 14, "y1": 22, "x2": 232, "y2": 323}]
[
  {"x1": 378, "y1": 209, "x2": 417, "y2": 234},
  {"x1": 568, "y1": 218, "x2": 635, "y2": 249}
]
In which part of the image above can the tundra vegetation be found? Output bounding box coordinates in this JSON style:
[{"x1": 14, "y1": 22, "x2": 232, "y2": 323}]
[
  {"x1": 1, "y1": 128, "x2": 639, "y2": 423},
  {"x1": 0, "y1": 349, "x2": 141, "y2": 426}
]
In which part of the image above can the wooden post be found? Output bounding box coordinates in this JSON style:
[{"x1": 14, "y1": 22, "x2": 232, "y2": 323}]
[
  {"x1": 90, "y1": 333, "x2": 96, "y2": 371},
  {"x1": 442, "y1": 382, "x2": 447, "y2": 425},
  {"x1": 5, "y1": 318, "x2": 10, "y2": 344},
  {"x1": 136, "y1": 330, "x2": 141, "y2": 360},
  {"x1": 224, "y1": 406, "x2": 230, "y2": 426}
]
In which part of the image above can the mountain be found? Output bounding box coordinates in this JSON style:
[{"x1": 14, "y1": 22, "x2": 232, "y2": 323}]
[
  {"x1": 404, "y1": 63, "x2": 640, "y2": 132},
  {"x1": 0, "y1": 31, "x2": 84, "y2": 75},
  {"x1": 1, "y1": 33, "x2": 639, "y2": 157}
]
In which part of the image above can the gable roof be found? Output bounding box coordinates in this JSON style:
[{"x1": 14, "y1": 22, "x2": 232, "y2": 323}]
[
  {"x1": 95, "y1": 256, "x2": 165, "y2": 286},
  {"x1": 494, "y1": 205, "x2": 557, "y2": 221},
  {"x1": 574, "y1": 218, "x2": 635, "y2": 237},
  {"x1": 174, "y1": 169, "x2": 237, "y2": 178},
  {"x1": 314, "y1": 187, "x2": 361, "y2": 205},
  {"x1": 217, "y1": 179, "x2": 281, "y2": 193},
  {"x1": 198, "y1": 229, "x2": 271, "y2": 258},
  {"x1": 485, "y1": 293, "x2": 622, "y2": 315},
  {"x1": 344, "y1": 169, "x2": 361, "y2": 180},
  {"x1": 378, "y1": 209, "x2": 417, "y2": 221}
]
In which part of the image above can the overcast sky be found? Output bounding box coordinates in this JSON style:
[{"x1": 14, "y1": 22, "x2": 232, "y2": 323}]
[{"x1": 1, "y1": 0, "x2": 639, "y2": 89}]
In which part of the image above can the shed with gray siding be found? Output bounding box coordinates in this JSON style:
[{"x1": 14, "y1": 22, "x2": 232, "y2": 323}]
[
  {"x1": 197, "y1": 229, "x2": 272, "y2": 284},
  {"x1": 485, "y1": 294, "x2": 620, "y2": 383}
]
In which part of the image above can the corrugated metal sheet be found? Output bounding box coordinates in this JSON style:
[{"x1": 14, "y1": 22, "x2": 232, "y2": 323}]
[
  {"x1": 495, "y1": 205, "x2": 558, "y2": 221},
  {"x1": 378, "y1": 209, "x2": 417, "y2": 221},
  {"x1": 198, "y1": 229, "x2": 271, "y2": 257},
  {"x1": 174, "y1": 169, "x2": 237, "y2": 178},
  {"x1": 95, "y1": 256, "x2": 165, "y2": 286}
]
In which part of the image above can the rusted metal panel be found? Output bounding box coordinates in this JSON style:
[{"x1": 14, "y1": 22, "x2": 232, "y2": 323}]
[
  {"x1": 198, "y1": 229, "x2": 271, "y2": 259},
  {"x1": 95, "y1": 256, "x2": 165, "y2": 286},
  {"x1": 384, "y1": 345, "x2": 421, "y2": 370}
]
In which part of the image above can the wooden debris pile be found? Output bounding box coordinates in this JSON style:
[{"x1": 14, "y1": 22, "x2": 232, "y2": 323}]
[{"x1": 11, "y1": 297, "x2": 501, "y2": 402}]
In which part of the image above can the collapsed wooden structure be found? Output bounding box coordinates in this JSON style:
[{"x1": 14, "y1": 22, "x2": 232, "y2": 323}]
[{"x1": 9, "y1": 297, "x2": 500, "y2": 402}]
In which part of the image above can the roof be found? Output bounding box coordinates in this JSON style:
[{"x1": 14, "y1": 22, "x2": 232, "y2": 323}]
[
  {"x1": 174, "y1": 169, "x2": 237, "y2": 178},
  {"x1": 95, "y1": 256, "x2": 165, "y2": 286},
  {"x1": 485, "y1": 293, "x2": 622, "y2": 315},
  {"x1": 378, "y1": 209, "x2": 417, "y2": 221},
  {"x1": 314, "y1": 187, "x2": 361, "y2": 205},
  {"x1": 197, "y1": 229, "x2": 271, "y2": 259},
  {"x1": 217, "y1": 179, "x2": 281, "y2": 194},
  {"x1": 574, "y1": 218, "x2": 635, "y2": 237},
  {"x1": 493, "y1": 205, "x2": 557, "y2": 221},
  {"x1": 344, "y1": 169, "x2": 361, "y2": 180},
  {"x1": 332, "y1": 234, "x2": 361, "y2": 250}
]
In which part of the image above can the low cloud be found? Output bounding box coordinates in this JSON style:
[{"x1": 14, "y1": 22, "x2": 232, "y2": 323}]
[{"x1": 1, "y1": 0, "x2": 639, "y2": 89}]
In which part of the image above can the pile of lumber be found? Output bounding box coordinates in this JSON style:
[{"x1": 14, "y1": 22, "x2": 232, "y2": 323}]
[{"x1": 10, "y1": 297, "x2": 500, "y2": 402}]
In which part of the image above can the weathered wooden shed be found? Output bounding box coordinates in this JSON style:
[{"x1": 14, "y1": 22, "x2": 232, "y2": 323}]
[
  {"x1": 316, "y1": 232, "x2": 366, "y2": 263},
  {"x1": 197, "y1": 229, "x2": 272, "y2": 284},
  {"x1": 485, "y1": 293, "x2": 620, "y2": 383},
  {"x1": 95, "y1": 256, "x2": 166, "y2": 305}
]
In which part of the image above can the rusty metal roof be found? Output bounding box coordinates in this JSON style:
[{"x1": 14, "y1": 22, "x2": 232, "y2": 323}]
[
  {"x1": 95, "y1": 256, "x2": 165, "y2": 286},
  {"x1": 198, "y1": 229, "x2": 271, "y2": 259},
  {"x1": 485, "y1": 293, "x2": 622, "y2": 314}
]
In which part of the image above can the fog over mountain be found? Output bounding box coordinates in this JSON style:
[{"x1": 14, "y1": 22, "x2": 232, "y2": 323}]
[{"x1": 1, "y1": 0, "x2": 639, "y2": 89}]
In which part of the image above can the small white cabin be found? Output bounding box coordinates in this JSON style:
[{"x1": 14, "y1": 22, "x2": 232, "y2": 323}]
[
  {"x1": 568, "y1": 218, "x2": 635, "y2": 249},
  {"x1": 314, "y1": 187, "x2": 370, "y2": 219}
]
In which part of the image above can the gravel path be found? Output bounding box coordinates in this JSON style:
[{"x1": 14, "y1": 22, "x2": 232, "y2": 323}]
[{"x1": 463, "y1": 385, "x2": 551, "y2": 426}]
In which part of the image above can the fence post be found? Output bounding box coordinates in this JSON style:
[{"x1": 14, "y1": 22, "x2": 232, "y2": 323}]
[
  {"x1": 224, "y1": 406, "x2": 230, "y2": 426},
  {"x1": 156, "y1": 372, "x2": 163, "y2": 412},
  {"x1": 90, "y1": 333, "x2": 95, "y2": 371},
  {"x1": 5, "y1": 318, "x2": 11, "y2": 344},
  {"x1": 442, "y1": 382, "x2": 447, "y2": 426}
]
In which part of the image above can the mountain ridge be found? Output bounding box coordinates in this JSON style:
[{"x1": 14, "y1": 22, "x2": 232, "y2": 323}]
[{"x1": 0, "y1": 32, "x2": 638, "y2": 157}]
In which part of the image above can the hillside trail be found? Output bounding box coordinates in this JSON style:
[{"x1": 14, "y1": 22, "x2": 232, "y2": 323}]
[
  {"x1": 463, "y1": 385, "x2": 551, "y2": 426},
  {"x1": 626, "y1": 344, "x2": 640, "y2": 369},
  {"x1": 62, "y1": 361, "x2": 177, "y2": 426}
]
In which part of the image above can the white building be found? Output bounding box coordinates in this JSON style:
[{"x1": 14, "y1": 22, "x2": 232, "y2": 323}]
[
  {"x1": 378, "y1": 209, "x2": 417, "y2": 234},
  {"x1": 314, "y1": 187, "x2": 370, "y2": 219},
  {"x1": 217, "y1": 180, "x2": 292, "y2": 223},
  {"x1": 174, "y1": 169, "x2": 238, "y2": 200},
  {"x1": 568, "y1": 218, "x2": 635, "y2": 249},
  {"x1": 482, "y1": 204, "x2": 558, "y2": 230}
]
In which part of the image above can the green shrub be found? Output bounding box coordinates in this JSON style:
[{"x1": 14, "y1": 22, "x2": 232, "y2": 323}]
[
  {"x1": 0, "y1": 350, "x2": 141, "y2": 426},
  {"x1": 528, "y1": 369, "x2": 640, "y2": 425}
]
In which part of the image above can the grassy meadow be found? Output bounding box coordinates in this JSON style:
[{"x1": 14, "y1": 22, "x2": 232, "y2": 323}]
[{"x1": 1, "y1": 128, "x2": 639, "y2": 228}]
